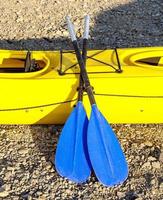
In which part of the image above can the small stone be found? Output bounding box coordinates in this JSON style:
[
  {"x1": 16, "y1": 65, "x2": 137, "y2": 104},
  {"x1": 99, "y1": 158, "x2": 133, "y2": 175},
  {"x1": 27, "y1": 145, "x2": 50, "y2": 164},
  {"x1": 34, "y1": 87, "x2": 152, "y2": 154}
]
[
  {"x1": 45, "y1": 164, "x2": 52, "y2": 170},
  {"x1": 142, "y1": 162, "x2": 151, "y2": 168},
  {"x1": 38, "y1": 195, "x2": 46, "y2": 200},
  {"x1": 140, "y1": 143, "x2": 145, "y2": 149},
  {"x1": 144, "y1": 141, "x2": 153, "y2": 147},
  {"x1": 159, "y1": 182, "x2": 163, "y2": 190},
  {"x1": 148, "y1": 156, "x2": 156, "y2": 161},
  {"x1": 7, "y1": 166, "x2": 14, "y2": 171},
  {"x1": 152, "y1": 161, "x2": 161, "y2": 169},
  {"x1": 5, "y1": 171, "x2": 12, "y2": 179},
  {"x1": 152, "y1": 190, "x2": 156, "y2": 195},
  {"x1": 62, "y1": 31, "x2": 69, "y2": 37},
  {"x1": 117, "y1": 191, "x2": 125, "y2": 198},
  {"x1": 0, "y1": 130, "x2": 6, "y2": 134},
  {"x1": 151, "y1": 179, "x2": 156, "y2": 185},
  {"x1": 159, "y1": 151, "x2": 163, "y2": 163},
  {"x1": 18, "y1": 148, "x2": 28, "y2": 154},
  {"x1": 55, "y1": 30, "x2": 62, "y2": 35},
  {"x1": 36, "y1": 191, "x2": 42, "y2": 196},
  {"x1": 0, "y1": 190, "x2": 9, "y2": 198},
  {"x1": 0, "y1": 178, "x2": 4, "y2": 187},
  {"x1": 20, "y1": 190, "x2": 30, "y2": 199}
]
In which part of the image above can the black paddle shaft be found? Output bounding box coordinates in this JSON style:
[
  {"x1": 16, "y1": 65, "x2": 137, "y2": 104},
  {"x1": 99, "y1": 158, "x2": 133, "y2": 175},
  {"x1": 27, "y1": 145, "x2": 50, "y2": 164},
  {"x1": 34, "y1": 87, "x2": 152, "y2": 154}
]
[
  {"x1": 73, "y1": 40, "x2": 96, "y2": 105},
  {"x1": 78, "y1": 38, "x2": 87, "y2": 102}
]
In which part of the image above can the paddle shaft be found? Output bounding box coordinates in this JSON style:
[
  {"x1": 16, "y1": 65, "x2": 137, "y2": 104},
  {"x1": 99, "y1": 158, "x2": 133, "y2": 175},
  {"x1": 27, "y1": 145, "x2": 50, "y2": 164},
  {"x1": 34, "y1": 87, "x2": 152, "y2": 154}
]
[
  {"x1": 67, "y1": 16, "x2": 95, "y2": 105},
  {"x1": 73, "y1": 40, "x2": 96, "y2": 105},
  {"x1": 78, "y1": 16, "x2": 90, "y2": 102},
  {"x1": 78, "y1": 38, "x2": 87, "y2": 101}
]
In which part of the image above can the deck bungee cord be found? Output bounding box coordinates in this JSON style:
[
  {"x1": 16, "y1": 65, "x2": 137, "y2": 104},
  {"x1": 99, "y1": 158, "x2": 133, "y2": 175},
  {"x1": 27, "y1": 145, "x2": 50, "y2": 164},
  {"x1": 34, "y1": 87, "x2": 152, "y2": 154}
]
[
  {"x1": 58, "y1": 49, "x2": 163, "y2": 75},
  {"x1": 58, "y1": 48, "x2": 122, "y2": 75}
]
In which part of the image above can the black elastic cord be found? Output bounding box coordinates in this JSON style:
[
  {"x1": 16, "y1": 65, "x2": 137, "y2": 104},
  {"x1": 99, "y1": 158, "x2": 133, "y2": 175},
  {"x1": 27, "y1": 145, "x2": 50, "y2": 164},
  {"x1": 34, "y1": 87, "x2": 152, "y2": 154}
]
[
  {"x1": 114, "y1": 48, "x2": 122, "y2": 72},
  {"x1": 59, "y1": 49, "x2": 119, "y2": 74},
  {"x1": 94, "y1": 93, "x2": 163, "y2": 98},
  {"x1": 2, "y1": 93, "x2": 163, "y2": 112}
]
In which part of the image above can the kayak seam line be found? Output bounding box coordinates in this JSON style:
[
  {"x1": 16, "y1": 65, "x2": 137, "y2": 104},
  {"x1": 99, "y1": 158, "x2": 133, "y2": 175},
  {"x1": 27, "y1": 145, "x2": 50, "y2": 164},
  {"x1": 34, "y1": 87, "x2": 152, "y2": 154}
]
[
  {"x1": 0, "y1": 93, "x2": 163, "y2": 111},
  {"x1": 94, "y1": 93, "x2": 163, "y2": 98},
  {"x1": 0, "y1": 98, "x2": 77, "y2": 111}
]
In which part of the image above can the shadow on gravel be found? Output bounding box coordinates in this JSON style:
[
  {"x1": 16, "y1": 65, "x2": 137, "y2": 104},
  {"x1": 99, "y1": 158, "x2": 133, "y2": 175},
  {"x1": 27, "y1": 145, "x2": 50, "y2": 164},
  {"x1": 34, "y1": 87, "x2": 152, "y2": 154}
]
[
  {"x1": 0, "y1": 0, "x2": 162, "y2": 51},
  {"x1": 0, "y1": 0, "x2": 163, "y2": 196}
]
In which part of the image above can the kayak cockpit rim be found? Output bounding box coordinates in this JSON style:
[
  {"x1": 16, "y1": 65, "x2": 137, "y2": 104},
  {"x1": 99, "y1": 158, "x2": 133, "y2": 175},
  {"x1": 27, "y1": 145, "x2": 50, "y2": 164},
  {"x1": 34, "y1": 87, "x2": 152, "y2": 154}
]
[{"x1": 0, "y1": 50, "x2": 50, "y2": 78}]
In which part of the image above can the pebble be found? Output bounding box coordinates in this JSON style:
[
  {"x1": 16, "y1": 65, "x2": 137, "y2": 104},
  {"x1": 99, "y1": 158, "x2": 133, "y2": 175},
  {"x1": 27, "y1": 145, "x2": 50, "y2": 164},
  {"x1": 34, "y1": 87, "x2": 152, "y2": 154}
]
[
  {"x1": 144, "y1": 141, "x2": 153, "y2": 147},
  {"x1": 0, "y1": 178, "x2": 4, "y2": 187},
  {"x1": 18, "y1": 148, "x2": 29, "y2": 154},
  {"x1": 117, "y1": 191, "x2": 125, "y2": 198},
  {"x1": 159, "y1": 183, "x2": 163, "y2": 190},
  {"x1": 159, "y1": 151, "x2": 163, "y2": 163},
  {"x1": 152, "y1": 161, "x2": 161, "y2": 169},
  {"x1": 148, "y1": 156, "x2": 156, "y2": 161},
  {"x1": 0, "y1": 188, "x2": 9, "y2": 198},
  {"x1": 0, "y1": 130, "x2": 6, "y2": 134},
  {"x1": 142, "y1": 162, "x2": 151, "y2": 169}
]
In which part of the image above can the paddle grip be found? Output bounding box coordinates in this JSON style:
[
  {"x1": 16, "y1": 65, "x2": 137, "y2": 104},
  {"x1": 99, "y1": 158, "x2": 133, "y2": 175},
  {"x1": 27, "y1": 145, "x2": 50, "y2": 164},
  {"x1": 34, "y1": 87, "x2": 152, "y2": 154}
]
[
  {"x1": 66, "y1": 16, "x2": 77, "y2": 41},
  {"x1": 73, "y1": 40, "x2": 96, "y2": 105},
  {"x1": 83, "y1": 15, "x2": 90, "y2": 39}
]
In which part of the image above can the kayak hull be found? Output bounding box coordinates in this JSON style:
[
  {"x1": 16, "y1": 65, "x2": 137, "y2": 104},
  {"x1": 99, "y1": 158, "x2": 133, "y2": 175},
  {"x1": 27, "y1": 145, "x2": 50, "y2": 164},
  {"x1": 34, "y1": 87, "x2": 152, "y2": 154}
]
[{"x1": 0, "y1": 47, "x2": 163, "y2": 124}]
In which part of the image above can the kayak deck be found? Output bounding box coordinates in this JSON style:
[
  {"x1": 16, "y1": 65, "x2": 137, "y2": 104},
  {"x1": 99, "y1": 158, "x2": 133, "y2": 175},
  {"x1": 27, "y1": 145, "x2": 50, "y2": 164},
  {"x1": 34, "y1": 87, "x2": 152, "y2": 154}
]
[{"x1": 0, "y1": 47, "x2": 163, "y2": 124}]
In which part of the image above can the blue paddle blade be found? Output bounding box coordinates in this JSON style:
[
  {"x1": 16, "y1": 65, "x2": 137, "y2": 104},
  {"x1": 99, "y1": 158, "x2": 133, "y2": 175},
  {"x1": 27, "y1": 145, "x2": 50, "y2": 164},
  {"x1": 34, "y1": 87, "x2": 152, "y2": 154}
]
[
  {"x1": 55, "y1": 101, "x2": 91, "y2": 183},
  {"x1": 87, "y1": 104, "x2": 128, "y2": 186}
]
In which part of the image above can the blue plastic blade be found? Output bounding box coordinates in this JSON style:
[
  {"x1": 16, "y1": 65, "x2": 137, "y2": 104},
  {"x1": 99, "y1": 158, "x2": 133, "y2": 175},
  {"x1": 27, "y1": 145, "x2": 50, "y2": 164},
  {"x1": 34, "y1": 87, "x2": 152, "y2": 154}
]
[
  {"x1": 55, "y1": 101, "x2": 91, "y2": 183},
  {"x1": 87, "y1": 104, "x2": 128, "y2": 186}
]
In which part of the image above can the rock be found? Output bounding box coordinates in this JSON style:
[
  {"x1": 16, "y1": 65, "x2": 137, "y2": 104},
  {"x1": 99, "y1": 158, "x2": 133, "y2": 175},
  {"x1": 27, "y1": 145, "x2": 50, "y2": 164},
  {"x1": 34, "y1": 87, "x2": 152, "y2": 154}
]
[
  {"x1": 140, "y1": 143, "x2": 145, "y2": 149},
  {"x1": 5, "y1": 171, "x2": 12, "y2": 179},
  {"x1": 159, "y1": 182, "x2": 163, "y2": 190},
  {"x1": 0, "y1": 178, "x2": 4, "y2": 187},
  {"x1": 152, "y1": 162, "x2": 161, "y2": 169},
  {"x1": 20, "y1": 190, "x2": 30, "y2": 199},
  {"x1": 0, "y1": 130, "x2": 6, "y2": 134},
  {"x1": 38, "y1": 195, "x2": 46, "y2": 200},
  {"x1": 142, "y1": 162, "x2": 151, "y2": 169},
  {"x1": 150, "y1": 147, "x2": 161, "y2": 159},
  {"x1": 148, "y1": 156, "x2": 156, "y2": 161},
  {"x1": 159, "y1": 151, "x2": 163, "y2": 163},
  {"x1": 117, "y1": 191, "x2": 125, "y2": 198},
  {"x1": 18, "y1": 148, "x2": 29, "y2": 154},
  {"x1": 150, "y1": 179, "x2": 156, "y2": 185},
  {"x1": 7, "y1": 166, "x2": 14, "y2": 171},
  {"x1": 65, "y1": 189, "x2": 72, "y2": 195},
  {"x1": 62, "y1": 31, "x2": 69, "y2": 37},
  {"x1": 144, "y1": 141, "x2": 153, "y2": 147},
  {"x1": 0, "y1": 189, "x2": 9, "y2": 198}
]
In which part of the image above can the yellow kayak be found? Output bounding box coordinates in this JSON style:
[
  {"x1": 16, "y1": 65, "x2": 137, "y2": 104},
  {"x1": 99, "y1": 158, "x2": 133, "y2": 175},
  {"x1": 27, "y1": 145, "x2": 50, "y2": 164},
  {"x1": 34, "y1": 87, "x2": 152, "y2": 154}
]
[{"x1": 0, "y1": 46, "x2": 163, "y2": 124}]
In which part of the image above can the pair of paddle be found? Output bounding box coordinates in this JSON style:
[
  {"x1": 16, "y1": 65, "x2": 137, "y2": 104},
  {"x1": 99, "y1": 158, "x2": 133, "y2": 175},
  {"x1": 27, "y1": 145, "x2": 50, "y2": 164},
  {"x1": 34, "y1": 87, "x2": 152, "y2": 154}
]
[{"x1": 55, "y1": 16, "x2": 128, "y2": 186}]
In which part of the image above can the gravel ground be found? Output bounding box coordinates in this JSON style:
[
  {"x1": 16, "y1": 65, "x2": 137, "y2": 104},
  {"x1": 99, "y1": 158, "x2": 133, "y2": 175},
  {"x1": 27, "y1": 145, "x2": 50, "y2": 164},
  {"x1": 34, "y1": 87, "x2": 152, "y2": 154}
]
[{"x1": 0, "y1": 0, "x2": 163, "y2": 199}]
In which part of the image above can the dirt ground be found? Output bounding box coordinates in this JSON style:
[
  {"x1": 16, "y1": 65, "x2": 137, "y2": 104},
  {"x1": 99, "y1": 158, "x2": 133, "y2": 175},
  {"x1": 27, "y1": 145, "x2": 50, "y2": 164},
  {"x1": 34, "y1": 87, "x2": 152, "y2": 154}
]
[{"x1": 0, "y1": 0, "x2": 163, "y2": 199}]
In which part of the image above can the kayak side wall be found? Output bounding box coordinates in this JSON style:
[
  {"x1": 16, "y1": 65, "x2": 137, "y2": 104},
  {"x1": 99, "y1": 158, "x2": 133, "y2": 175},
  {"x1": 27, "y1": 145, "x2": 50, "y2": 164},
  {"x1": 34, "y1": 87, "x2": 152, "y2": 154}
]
[
  {"x1": 0, "y1": 47, "x2": 163, "y2": 124},
  {"x1": 0, "y1": 76, "x2": 163, "y2": 124}
]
